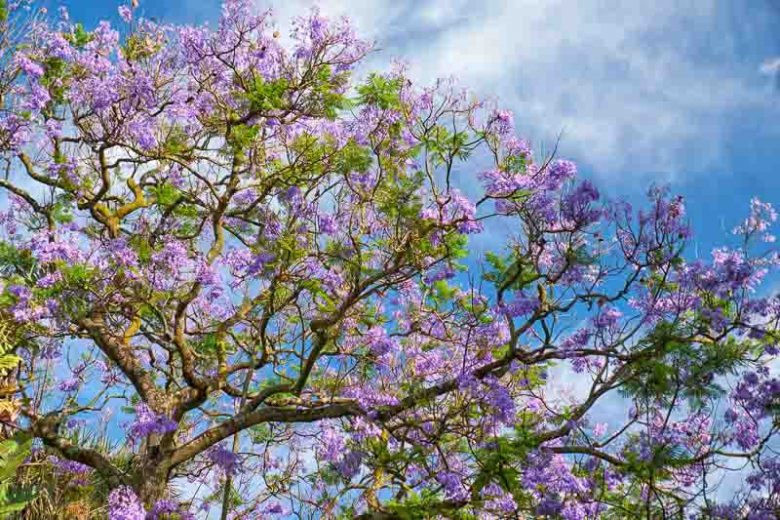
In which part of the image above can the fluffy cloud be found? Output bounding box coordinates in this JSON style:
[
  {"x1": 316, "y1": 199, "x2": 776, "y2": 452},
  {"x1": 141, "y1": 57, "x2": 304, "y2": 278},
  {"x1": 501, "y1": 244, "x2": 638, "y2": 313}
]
[{"x1": 264, "y1": 0, "x2": 779, "y2": 182}]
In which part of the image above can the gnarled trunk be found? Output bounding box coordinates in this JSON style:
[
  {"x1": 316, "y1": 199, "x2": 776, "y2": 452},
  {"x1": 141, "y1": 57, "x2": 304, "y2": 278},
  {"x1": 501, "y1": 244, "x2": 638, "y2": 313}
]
[{"x1": 134, "y1": 457, "x2": 173, "y2": 509}]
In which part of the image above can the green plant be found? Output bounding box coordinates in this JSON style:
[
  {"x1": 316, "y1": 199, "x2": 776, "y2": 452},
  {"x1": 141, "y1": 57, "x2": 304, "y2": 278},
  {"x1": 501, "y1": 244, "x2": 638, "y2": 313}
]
[{"x1": 0, "y1": 433, "x2": 35, "y2": 518}]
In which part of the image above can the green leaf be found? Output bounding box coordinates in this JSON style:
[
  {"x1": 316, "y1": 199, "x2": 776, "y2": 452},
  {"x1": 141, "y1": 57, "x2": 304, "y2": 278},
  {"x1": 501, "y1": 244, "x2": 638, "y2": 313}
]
[
  {"x1": 0, "y1": 433, "x2": 35, "y2": 516},
  {"x1": 67, "y1": 24, "x2": 94, "y2": 49},
  {"x1": 357, "y1": 73, "x2": 404, "y2": 110},
  {"x1": 246, "y1": 76, "x2": 289, "y2": 113},
  {"x1": 151, "y1": 183, "x2": 181, "y2": 207}
]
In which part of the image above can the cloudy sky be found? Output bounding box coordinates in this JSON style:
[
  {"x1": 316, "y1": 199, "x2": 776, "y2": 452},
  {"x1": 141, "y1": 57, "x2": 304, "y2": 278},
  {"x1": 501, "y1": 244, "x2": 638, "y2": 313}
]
[{"x1": 64, "y1": 0, "x2": 780, "y2": 253}]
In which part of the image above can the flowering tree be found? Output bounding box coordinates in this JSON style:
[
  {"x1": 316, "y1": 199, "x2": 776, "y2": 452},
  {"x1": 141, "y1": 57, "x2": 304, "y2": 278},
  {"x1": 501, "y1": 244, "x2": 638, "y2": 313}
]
[{"x1": 1, "y1": 1, "x2": 780, "y2": 518}]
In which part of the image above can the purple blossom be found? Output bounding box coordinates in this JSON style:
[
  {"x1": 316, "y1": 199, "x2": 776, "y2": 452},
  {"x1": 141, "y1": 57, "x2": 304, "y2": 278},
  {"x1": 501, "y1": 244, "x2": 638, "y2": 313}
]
[
  {"x1": 128, "y1": 119, "x2": 158, "y2": 150},
  {"x1": 481, "y1": 483, "x2": 517, "y2": 513},
  {"x1": 335, "y1": 450, "x2": 362, "y2": 479},
  {"x1": 319, "y1": 425, "x2": 346, "y2": 464},
  {"x1": 127, "y1": 404, "x2": 177, "y2": 440},
  {"x1": 436, "y1": 471, "x2": 469, "y2": 502},
  {"x1": 259, "y1": 502, "x2": 291, "y2": 515},
  {"x1": 487, "y1": 109, "x2": 514, "y2": 136},
  {"x1": 364, "y1": 325, "x2": 395, "y2": 356},
  {"x1": 23, "y1": 83, "x2": 50, "y2": 112},
  {"x1": 546, "y1": 159, "x2": 577, "y2": 189},
  {"x1": 149, "y1": 499, "x2": 194, "y2": 520},
  {"x1": 734, "y1": 197, "x2": 777, "y2": 242},
  {"x1": 49, "y1": 456, "x2": 92, "y2": 486},
  {"x1": 562, "y1": 180, "x2": 600, "y2": 224},
  {"x1": 537, "y1": 495, "x2": 563, "y2": 516},
  {"x1": 118, "y1": 5, "x2": 133, "y2": 23},
  {"x1": 502, "y1": 291, "x2": 539, "y2": 317},
  {"x1": 108, "y1": 486, "x2": 145, "y2": 520},
  {"x1": 318, "y1": 214, "x2": 338, "y2": 235},
  {"x1": 14, "y1": 55, "x2": 45, "y2": 78},
  {"x1": 206, "y1": 444, "x2": 241, "y2": 475},
  {"x1": 58, "y1": 377, "x2": 81, "y2": 393},
  {"x1": 593, "y1": 306, "x2": 622, "y2": 330},
  {"x1": 484, "y1": 379, "x2": 515, "y2": 424}
]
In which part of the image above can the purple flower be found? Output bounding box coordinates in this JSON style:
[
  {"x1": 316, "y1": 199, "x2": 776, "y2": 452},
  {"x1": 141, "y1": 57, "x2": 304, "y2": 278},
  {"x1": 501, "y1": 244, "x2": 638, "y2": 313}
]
[
  {"x1": 502, "y1": 291, "x2": 539, "y2": 317},
  {"x1": 206, "y1": 444, "x2": 241, "y2": 475},
  {"x1": 149, "y1": 499, "x2": 194, "y2": 520},
  {"x1": 260, "y1": 502, "x2": 290, "y2": 515},
  {"x1": 537, "y1": 495, "x2": 562, "y2": 516},
  {"x1": 108, "y1": 486, "x2": 145, "y2": 520},
  {"x1": 436, "y1": 471, "x2": 469, "y2": 502},
  {"x1": 149, "y1": 499, "x2": 177, "y2": 518},
  {"x1": 319, "y1": 425, "x2": 346, "y2": 464},
  {"x1": 14, "y1": 55, "x2": 45, "y2": 79},
  {"x1": 482, "y1": 483, "x2": 517, "y2": 513},
  {"x1": 49, "y1": 456, "x2": 92, "y2": 486},
  {"x1": 593, "y1": 306, "x2": 622, "y2": 330},
  {"x1": 335, "y1": 450, "x2": 363, "y2": 479},
  {"x1": 733, "y1": 197, "x2": 777, "y2": 243},
  {"x1": 23, "y1": 84, "x2": 51, "y2": 112},
  {"x1": 562, "y1": 180, "x2": 600, "y2": 224},
  {"x1": 487, "y1": 109, "x2": 514, "y2": 136},
  {"x1": 128, "y1": 119, "x2": 157, "y2": 150},
  {"x1": 118, "y1": 5, "x2": 133, "y2": 23},
  {"x1": 318, "y1": 214, "x2": 338, "y2": 235},
  {"x1": 58, "y1": 377, "x2": 81, "y2": 393},
  {"x1": 364, "y1": 326, "x2": 395, "y2": 356},
  {"x1": 127, "y1": 404, "x2": 177, "y2": 440},
  {"x1": 483, "y1": 378, "x2": 515, "y2": 424}
]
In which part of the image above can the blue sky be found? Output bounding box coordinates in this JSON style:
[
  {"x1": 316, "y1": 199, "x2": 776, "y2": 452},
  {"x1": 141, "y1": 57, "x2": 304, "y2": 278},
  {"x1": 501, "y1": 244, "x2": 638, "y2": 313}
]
[{"x1": 58, "y1": 0, "x2": 780, "y2": 260}]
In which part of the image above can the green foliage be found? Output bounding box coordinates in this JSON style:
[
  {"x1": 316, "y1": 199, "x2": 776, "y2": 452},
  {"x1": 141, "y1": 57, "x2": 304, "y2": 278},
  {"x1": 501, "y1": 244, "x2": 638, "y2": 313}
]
[
  {"x1": 504, "y1": 153, "x2": 527, "y2": 174},
  {"x1": 0, "y1": 433, "x2": 36, "y2": 517},
  {"x1": 161, "y1": 126, "x2": 192, "y2": 157},
  {"x1": 621, "y1": 321, "x2": 748, "y2": 405},
  {"x1": 382, "y1": 490, "x2": 478, "y2": 520},
  {"x1": 245, "y1": 76, "x2": 289, "y2": 113},
  {"x1": 150, "y1": 182, "x2": 182, "y2": 207},
  {"x1": 421, "y1": 125, "x2": 472, "y2": 164},
  {"x1": 0, "y1": 242, "x2": 34, "y2": 281},
  {"x1": 129, "y1": 234, "x2": 153, "y2": 263},
  {"x1": 38, "y1": 58, "x2": 68, "y2": 106},
  {"x1": 203, "y1": 482, "x2": 243, "y2": 514},
  {"x1": 336, "y1": 140, "x2": 373, "y2": 174},
  {"x1": 65, "y1": 24, "x2": 93, "y2": 49},
  {"x1": 357, "y1": 74, "x2": 404, "y2": 110},
  {"x1": 59, "y1": 263, "x2": 92, "y2": 288},
  {"x1": 226, "y1": 124, "x2": 259, "y2": 156},
  {"x1": 0, "y1": 342, "x2": 20, "y2": 377},
  {"x1": 123, "y1": 33, "x2": 164, "y2": 61},
  {"x1": 483, "y1": 251, "x2": 540, "y2": 293},
  {"x1": 314, "y1": 65, "x2": 352, "y2": 119},
  {"x1": 51, "y1": 197, "x2": 74, "y2": 225}
]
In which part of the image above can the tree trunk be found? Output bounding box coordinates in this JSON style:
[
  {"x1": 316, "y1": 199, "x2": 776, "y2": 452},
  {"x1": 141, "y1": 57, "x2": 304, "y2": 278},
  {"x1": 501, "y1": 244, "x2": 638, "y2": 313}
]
[{"x1": 135, "y1": 460, "x2": 171, "y2": 509}]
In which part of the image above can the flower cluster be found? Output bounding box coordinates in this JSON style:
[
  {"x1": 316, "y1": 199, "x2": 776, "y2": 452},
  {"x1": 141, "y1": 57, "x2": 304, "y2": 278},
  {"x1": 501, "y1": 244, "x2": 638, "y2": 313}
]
[
  {"x1": 107, "y1": 486, "x2": 145, "y2": 520},
  {"x1": 127, "y1": 404, "x2": 177, "y2": 441}
]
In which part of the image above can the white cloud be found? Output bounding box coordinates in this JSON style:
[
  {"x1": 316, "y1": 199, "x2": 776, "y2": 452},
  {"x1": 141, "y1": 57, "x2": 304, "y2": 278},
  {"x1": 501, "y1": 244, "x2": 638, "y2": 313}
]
[
  {"x1": 760, "y1": 57, "x2": 780, "y2": 76},
  {"x1": 264, "y1": 0, "x2": 779, "y2": 183}
]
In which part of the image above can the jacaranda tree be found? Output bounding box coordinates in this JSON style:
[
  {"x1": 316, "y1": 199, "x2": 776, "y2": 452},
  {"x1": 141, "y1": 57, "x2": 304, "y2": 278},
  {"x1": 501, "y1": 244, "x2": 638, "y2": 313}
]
[{"x1": 1, "y1": 1, "x2": 779, "y2": 518}]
